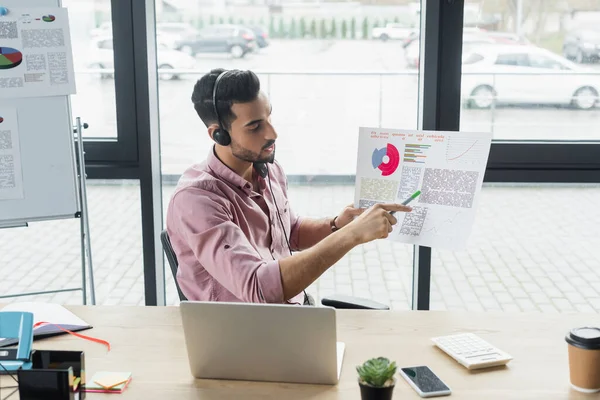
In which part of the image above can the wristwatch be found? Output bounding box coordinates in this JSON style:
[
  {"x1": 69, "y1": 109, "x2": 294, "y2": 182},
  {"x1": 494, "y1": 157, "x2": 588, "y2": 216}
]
[{"x1": 330, "y1": 216, "x2": 340, "y2": 232}]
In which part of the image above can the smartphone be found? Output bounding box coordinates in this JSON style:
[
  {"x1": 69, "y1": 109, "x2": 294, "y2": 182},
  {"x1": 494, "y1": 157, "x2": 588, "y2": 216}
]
[{"x1": 399, "y1": 366, "x2": 451, "y2": 398}]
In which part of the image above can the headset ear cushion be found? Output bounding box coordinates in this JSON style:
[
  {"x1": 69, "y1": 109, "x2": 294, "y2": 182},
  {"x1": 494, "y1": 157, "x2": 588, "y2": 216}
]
[{"x1": 213, "y1": 129, "x2": 231, "y2": 146}]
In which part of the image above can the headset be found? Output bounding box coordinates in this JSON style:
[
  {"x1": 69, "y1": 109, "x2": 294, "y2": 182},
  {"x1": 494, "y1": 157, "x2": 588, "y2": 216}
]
[
  {"x1": 211, "y1": 70, "x2": 310, "y2": 305},
  {"x1": 212, "y1": 70, "x2": 233, "y2": 146}
]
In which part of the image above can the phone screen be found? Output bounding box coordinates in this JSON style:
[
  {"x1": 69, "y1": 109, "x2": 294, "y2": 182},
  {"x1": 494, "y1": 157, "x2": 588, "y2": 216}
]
[{"x1": 400, "y1": 366, "x2": 450, "y2": 393}]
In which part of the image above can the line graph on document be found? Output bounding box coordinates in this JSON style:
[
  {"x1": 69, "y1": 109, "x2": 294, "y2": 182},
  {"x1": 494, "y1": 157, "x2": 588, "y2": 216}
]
[
  {"x1": 420, "y1": 211, "x2": 464, "y2": 236},
  {"x1": 446, "y1": 137, "x2": 489, "y2": 166}
]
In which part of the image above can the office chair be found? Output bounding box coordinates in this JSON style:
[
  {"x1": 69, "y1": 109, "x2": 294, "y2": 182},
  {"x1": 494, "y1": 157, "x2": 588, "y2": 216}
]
[
  {"x1": 160, "y1": 230, "x2": 389, "y2": 310},
  {"x1": 161, "y1": 230, "x2": 188, "y2": 302}
]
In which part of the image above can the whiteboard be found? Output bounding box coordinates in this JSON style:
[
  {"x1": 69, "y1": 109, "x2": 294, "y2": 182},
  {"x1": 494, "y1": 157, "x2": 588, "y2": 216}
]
[{"x1": 0, "y1": 0, "x2": 79, "y2": 227}]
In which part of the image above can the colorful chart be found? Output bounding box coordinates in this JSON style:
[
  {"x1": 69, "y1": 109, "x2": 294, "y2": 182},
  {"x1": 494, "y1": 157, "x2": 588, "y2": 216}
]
[
  {"x1": 404, "y1": 144, "x2": 431, "y2": 164},
  {"x1": 42, "y1": 15, "x2": 56, "y2": 22},
  {"x1": 0, "y1": 47, "x2": 23, "y2": 70},
  {"x1": 372, "y1": 143, "x2": 400, "y2": 176}
]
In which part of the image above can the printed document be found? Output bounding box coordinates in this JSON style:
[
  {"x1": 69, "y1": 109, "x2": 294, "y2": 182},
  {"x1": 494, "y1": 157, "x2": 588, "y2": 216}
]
[
  {"x1": 0, "y1": 7, "x2": 76, "y2": 98},
  {"x1": 0, "y1": 107, "x2": 24, "y2": 200},
  {"x1": 354, "y1": 127, "x2": 492, "y2": 250}
]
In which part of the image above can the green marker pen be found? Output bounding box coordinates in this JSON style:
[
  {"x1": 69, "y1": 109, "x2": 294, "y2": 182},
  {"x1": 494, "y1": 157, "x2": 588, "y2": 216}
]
[
  {"x1": 390, "y1": 190, "x2": 421, "y2": 216},
  {"x1": 402, "y1": 190, "x2": 421, "y2": 205}
]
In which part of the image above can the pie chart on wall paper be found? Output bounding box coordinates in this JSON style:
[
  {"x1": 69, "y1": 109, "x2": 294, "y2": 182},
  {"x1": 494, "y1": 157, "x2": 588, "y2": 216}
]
[
  {"x1": 371, "y1": 143, "x2": 401, "y2": 176},
  {"x1": 0, "y1": 47, "x2": 23, "y2": 70}
]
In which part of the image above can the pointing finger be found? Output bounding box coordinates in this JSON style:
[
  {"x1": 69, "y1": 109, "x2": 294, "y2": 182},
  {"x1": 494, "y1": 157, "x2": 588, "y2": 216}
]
[{"x1": 379, "y1": 204, "x2": 413, "y2": 213}]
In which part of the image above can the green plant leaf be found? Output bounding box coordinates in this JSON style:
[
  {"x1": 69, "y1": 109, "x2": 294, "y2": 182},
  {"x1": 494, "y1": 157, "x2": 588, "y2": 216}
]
[{"x1": 356, "y1": 357, "x2": 397, "y2": 387}]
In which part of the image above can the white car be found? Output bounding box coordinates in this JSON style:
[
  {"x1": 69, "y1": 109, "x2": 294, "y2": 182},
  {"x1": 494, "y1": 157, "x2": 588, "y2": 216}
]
[
  {"x1": 87, "y1": 37, "x2": 197, "y2": 80},
  {"x1": 404, "y1": 33, "x2": 496, "y2": 69},
  {"x1": 154, "y1": 22, "x2": 200, "y2": 49},
  {"x1": 90, "y1": 22, "x2": 198, "y2": 49},
  {"x1": 461, "y1": 44, "x2": 600, "y2": 110},
  {"x1": 372, "y1": 23, "x2": 417, "y2": 41}
]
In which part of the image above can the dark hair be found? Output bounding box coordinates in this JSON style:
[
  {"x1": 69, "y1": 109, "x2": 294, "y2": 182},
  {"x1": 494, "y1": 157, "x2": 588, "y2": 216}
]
[{"x1": 191, "y1": 68, "x2": 261, "y2": 130}]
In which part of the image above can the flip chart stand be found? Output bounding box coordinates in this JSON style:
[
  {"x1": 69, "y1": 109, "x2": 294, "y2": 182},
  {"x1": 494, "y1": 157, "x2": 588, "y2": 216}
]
[
  {"x1": 0, "y1": 118, "x2": 96, "y2": 305},
  {"x1": 74, "y1": 118, "x2": 96, "y2": 306}
]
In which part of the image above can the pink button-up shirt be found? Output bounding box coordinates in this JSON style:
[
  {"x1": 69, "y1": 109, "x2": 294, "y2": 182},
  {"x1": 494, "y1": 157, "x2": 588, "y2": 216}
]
[{"x1": 166, "y1": 148, "x2": 305, "y2": 305}]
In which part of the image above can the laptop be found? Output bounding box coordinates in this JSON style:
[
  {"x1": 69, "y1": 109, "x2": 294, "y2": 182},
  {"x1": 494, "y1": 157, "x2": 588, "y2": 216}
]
[{"x1": 179, "y1": 301, "x2": 345, "y2": 385}]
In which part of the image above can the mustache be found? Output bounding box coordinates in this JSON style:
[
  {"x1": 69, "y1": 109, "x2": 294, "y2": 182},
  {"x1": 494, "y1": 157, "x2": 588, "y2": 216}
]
[{"x1": 262, "y1": 140, "x2": 276, "y2": 150}]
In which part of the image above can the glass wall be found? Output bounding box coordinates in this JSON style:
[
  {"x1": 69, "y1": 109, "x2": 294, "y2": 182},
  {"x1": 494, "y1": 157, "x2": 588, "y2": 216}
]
[
  {"x1": 67, "y1": 0, "x2": 118, "y2": 139},
  {"x1": 154, "y1": 1, "x2": 423, "y2": 307},
  {"x1": 0, "y1": 181, "x2": 144, "y2": 306},
  {"x1": 0, "y1": 1, "x2": 145, "y2": 306},
  {"x1": 460, "y1": 0, "x2": 600, "y2": 141},
  {"x1": 431, "y1": 0, "x2": 600, "y2": 312}
]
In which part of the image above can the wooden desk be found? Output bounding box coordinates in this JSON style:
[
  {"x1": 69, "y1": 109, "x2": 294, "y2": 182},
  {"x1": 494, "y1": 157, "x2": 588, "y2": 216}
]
[{"x1": 0, "y1": 306, "x2": 595, "y2": 399}]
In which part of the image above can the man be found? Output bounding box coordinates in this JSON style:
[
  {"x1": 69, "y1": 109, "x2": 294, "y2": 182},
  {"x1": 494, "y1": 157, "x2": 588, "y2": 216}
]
[{"x1": 166, "y1": 68, "x2": 412, "y2": 305}]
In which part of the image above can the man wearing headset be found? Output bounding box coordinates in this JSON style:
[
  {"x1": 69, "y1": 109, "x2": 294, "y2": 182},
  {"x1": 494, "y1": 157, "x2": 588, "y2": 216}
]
[{"x1": 166, "y1": 68, "x2": 412, "y2": 305}]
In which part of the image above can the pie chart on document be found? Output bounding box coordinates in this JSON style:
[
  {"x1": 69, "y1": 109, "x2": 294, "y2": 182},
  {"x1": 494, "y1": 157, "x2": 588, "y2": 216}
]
[
  {"x1": 371, "y1": 143, "x2": 400, "y2": 176},
  {"x1": 0, "y1": 47, "x2": 23, "y2": 70}
]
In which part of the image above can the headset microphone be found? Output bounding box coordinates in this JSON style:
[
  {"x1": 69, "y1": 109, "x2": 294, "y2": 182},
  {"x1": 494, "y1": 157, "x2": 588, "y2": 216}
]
[{"x1": 254, "y1": 162, "x2": 268, "y2": 178}]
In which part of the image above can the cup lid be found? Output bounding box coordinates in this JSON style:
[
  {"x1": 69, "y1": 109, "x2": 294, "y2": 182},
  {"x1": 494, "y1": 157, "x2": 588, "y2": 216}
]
[{"x1": 566, "y1": 327, "x2": 600, "y2": 350}]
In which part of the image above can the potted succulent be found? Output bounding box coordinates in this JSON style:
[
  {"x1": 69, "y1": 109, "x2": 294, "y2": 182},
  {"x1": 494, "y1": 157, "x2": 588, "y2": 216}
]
[{"x1": 356, "y1": 357, "x2": 397, "y2": 400}]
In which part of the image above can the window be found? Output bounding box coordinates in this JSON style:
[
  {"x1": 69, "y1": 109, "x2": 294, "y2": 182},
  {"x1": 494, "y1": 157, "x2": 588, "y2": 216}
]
[
  {"x1": 69, "y1": 0, "x2": 139, "y2": 167},
  {"x1": 527, "y1": 53, "x2": 567, "y2": 70},
  {"x1": 495, "y1": 53, "x2": 528, "y2": 66},
  {"x1": 431, "y1": 0, "x2": 600, "y2": 313},
  {"x1": 462, "y1": 53, "x2": 484, "y2": 65},
  {"x1": 156, "y1": 2, "x2": 424, "y2": 307}
]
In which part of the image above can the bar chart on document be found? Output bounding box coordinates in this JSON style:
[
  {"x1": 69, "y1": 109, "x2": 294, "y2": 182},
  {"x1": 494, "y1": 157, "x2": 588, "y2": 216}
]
[{"x1": 354, "y1": 127, "x2": 492, "y2": 250}]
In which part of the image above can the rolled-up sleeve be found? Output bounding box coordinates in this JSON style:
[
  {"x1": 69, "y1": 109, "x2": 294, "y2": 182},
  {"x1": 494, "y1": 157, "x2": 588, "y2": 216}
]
[
  {"x1": 288, "y1": 206, "x2": 303, "y2": 251},
  {"x1": 171, "y1": 188, "x2": 284, "y2": 303}
]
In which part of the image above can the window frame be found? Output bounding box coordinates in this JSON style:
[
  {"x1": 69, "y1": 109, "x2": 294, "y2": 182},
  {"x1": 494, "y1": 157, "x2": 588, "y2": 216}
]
[
  {"x1": 83, "y1": 0, "x2": 140, "y2": 179},
  {"x1": 100, "y1": 0, "x2": 600, "y2": 307}
]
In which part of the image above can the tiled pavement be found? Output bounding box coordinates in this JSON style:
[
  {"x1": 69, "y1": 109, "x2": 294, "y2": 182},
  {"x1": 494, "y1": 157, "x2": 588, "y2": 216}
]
[{"x1": 0, "y1": 181, "x2": 599, "y2": 313}]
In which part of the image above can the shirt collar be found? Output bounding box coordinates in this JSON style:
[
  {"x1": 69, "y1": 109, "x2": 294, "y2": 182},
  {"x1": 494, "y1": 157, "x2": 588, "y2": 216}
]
[{"x1": 207, "y1": 146, "x2": 255, "y2": 196}]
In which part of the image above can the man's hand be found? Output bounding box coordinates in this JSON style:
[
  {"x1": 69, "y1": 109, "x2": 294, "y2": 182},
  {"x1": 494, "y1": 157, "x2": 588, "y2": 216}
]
[
  {"x1": 344, "y1": 203, "x2": 412, "y2": 244},
  {"x1": 333, "y1": 204, "x2": 365, "y2": 229}
]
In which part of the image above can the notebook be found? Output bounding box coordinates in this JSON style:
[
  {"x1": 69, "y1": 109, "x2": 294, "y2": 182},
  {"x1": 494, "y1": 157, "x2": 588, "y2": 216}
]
[
  {"x1": 84, "y1": 371, "x2": 132, "y2": 393},
  {"x1": 0, "y1": 302, "x2": 92, "y2": 347}
]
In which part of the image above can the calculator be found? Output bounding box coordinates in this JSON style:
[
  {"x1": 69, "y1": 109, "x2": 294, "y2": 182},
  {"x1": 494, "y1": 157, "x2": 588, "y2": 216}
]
[{"x1": 431, "y1": 333, "x2": 513, "y2": 370}]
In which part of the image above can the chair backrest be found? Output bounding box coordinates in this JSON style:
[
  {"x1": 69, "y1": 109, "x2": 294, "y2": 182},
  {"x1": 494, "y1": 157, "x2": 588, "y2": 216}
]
[{"x1": 160, "y1": 230, "x2": 188, "y2": 301}]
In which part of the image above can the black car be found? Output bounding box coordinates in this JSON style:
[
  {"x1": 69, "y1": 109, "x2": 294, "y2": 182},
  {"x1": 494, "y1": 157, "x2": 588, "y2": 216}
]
[
  {"x1": 247, "y1": 25, "x2": 269, "y2": 48},
  {"x1": 563, "y1": 30, "x2": 600, "y2": 63},
  {"x1": 175, "y1": 24, "x2": 256, "y2": 58}
]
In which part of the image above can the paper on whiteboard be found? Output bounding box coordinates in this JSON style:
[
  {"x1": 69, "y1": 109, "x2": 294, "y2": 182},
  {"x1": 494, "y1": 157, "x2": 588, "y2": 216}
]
[
  {"x1": 0, "y1": 107, "x2": 24, "y2": 200},
  {"x1": 0, "y1": 7, "x2": 76, "y2": 98},
  {"x1": 354, "y1": 127, "x2": 492, "y2": 250}
]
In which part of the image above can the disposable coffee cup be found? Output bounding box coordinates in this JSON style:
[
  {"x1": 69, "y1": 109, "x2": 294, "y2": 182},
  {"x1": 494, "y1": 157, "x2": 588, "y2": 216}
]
[{"x1": 565, "y1": 327, "x2": 600, "y2": 393}]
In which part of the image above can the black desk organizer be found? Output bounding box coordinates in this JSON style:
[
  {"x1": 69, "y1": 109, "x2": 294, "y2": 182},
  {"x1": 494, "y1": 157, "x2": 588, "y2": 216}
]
[{"x1": 17, "y1": 350, "x2": 85, "y2": 400}]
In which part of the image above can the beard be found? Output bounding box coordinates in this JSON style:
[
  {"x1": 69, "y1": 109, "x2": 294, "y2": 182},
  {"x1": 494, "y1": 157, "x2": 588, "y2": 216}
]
[{"x1": 230, "y1": 139, "x2": 275, "y2": 164}]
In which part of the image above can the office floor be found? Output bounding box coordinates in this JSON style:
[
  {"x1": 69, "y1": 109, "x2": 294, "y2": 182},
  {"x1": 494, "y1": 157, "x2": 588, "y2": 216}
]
[{"x1": 0, "y1": 182, "x2": 599, "y2": 313}]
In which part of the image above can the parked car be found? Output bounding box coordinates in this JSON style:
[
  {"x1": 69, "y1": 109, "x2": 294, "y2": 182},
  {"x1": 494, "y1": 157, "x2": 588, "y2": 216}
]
[
  {"x1": 88, "y1": 37, "x2": 197, "y2": 80},
  {"x1": 247, "y1": 25, "x2": 269, "y2": 49},
  {"x1": 174, "y1": 24, "x2": 256, "y2": 58},
  {"x1": 89, "y1": 21, "x2": 194, "y2": 49},
  {"x1": 563, "y1": 29, "x2": 600, "y2": 63},
  {"x1": 156, "y1": 22, "x2": 200, "y2": 49},
  {"x1": 404, "y1": 33, "x2": 496, "y2": 69},
  {"x1": 372, "y1": 23, "x2": 416, "y2": 42},
  {"x1": 461, "y1": 44, "x2": 600, "y2": 110}
]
